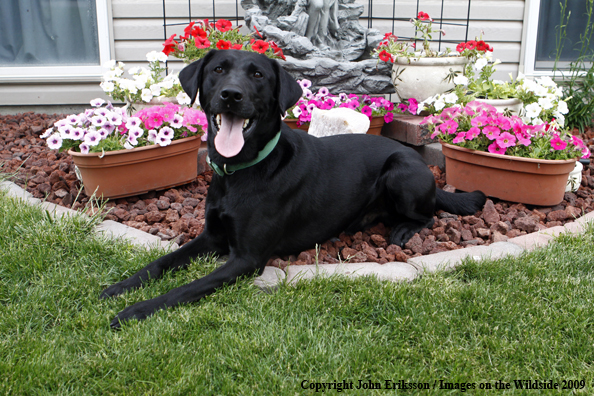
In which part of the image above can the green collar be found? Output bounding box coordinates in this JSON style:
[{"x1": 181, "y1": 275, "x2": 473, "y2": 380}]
[{"x1": 206, "y1": 131, "x2": 281, "y2": 176}]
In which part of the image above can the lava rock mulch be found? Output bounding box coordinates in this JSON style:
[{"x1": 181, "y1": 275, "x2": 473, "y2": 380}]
[{"x1": 3, "y1": 112, "x2": 594, "y2": 268}]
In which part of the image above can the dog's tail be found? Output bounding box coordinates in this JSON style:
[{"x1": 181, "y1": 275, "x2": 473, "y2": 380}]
[{"x1": 435, "y1": 188, "x2": 486, "y2": 216}]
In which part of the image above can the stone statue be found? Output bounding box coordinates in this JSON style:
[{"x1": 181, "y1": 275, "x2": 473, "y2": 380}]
[{"x1": 241, "y1": 0, "x2": 394, "y2": 94}]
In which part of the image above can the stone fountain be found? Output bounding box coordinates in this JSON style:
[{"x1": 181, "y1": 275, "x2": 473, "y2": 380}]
[{"x1": 241, "y1": 0, "x2": 395, "y2": 94}]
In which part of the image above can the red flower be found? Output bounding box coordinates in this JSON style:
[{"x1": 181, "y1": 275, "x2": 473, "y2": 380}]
[
  {"x1": 195, "y1": 37, "x2": 211, "y2": 49},
  {"x1": 192, "y1": 27, "x2": 207, "y2": 39},
  {"x1": 162, "y1": 34, "x2": 177, "y2": 55},
  {"x1": 184, "y1": 22, "x2": 195, "y2": 37},
  {"x1": 254, "y1": 25, "x2": 263, "y2": 38},
  {"x1": 456, "y1": 42, "x2": 466, "y2": 53},
  {"x1": 215, "y1": 19, "x2": 232, "y2": 32},
  {"x1": 476, "y1": 40, "x2": 488, "y2": 51},
  {"x1": 270, "y1": 41, "x2": 286, "y2": 60},
  {"x1": 379, "y1": 50, "x2": 393, "y2": 62},
  {"x1": 417, "y1": 11, "x2": 430, "y2": 21},
  {"x1": 216, "y1": 40, "x2": 231, "y2": 50},
  {"x1": 465, "y1": 40, "x2": 477, "y2": 50},
  {"x1": 232, "y1": 43, "x2": 243, "y2": 50},
  {"x1": 251, "y1": 40, "x2": 269, "y2": 54}
]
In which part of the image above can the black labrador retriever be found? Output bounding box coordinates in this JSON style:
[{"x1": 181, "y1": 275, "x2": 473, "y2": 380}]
[{"x1": 101, "y1": 49, "x2": 486, "y2": 328}]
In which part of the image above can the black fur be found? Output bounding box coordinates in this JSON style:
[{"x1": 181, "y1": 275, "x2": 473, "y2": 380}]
[{"x1": 100, "y1": 50, "x2": 486, "y2": 328}]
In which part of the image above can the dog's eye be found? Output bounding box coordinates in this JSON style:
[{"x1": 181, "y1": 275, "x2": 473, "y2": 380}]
[
  {"x1": 253, "y1": 71, "x2": 263, "y2": 79},
  {"x1": 214, "y1": 66, "x2": 223, "y2": 74}
]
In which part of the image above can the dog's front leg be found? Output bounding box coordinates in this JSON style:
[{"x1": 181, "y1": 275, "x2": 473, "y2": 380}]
[
  {"x1": 109, "y1": 254, "x2": 264, "y2": 328},
  {"x1": 100, "y1": 230, "x2": 228, "y2": 299}
]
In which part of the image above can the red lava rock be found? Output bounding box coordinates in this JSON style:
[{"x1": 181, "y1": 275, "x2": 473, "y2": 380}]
[
  {"x1": 492, "y1": 231, "x2": 509, "y2": 242},
  {"x1": 404, "y1": 234, "x2": 423, "y2": 254},
  {"x1": 490, "y1": 221, "x2": 510, "y2": 235},
  {"x1": 547, "y1": 209, "x2": 569, "y2": 222},
  {"x1": 146, "y1": 211, "x2": 166, "y2": 224},
  {"x1": 482, "y1": 199, "x2": 500, "y2": 224},
  {"x1": 513, "y1": 216, "x2": 541, "y2": 233}
]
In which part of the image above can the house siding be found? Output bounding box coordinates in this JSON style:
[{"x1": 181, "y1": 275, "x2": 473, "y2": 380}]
[{"x1": 1, "y1": 0, "x2": 525, "y2": 106}]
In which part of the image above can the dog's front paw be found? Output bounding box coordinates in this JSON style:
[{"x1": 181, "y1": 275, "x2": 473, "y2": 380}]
[
  {"x1": 100, "y1": 282, "x2": 128, "y2": 299},
  {"x1": 110, "y1": 300, "x2": 162, "y2": 329}
]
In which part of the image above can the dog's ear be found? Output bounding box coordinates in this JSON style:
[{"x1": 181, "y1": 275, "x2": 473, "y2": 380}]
[
  {"x1": 179, "y1": 50, "x2": 217, "y2": 106},
  {"x1": 272, "y1": 60, "x2": 303, "y2": 116}
]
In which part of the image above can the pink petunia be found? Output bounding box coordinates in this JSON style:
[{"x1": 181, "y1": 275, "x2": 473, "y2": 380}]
[
  {"x1": 471, "y1": 115, "x2": 490, "y2": 128},
  {"x1": 483, "y1": 125, "x2": 501, "y2": 140},
  {"x1": 384, "y1": 113, "x2": 394, "y2": 123},
  {"x1": 550, "y1": 135, "x2": 568, "y2": 151},
  {"x1": 496, "y1": 132, "x2": 516, "y2": 148},
  {"x1": 407, "y1": 98, "x2": 418, "y2": 114},
  {"x1": 361, "y1": 105, "x2": 373, "y2": 118},
  {"x1": 488, "y1": 141, "x2": 506, "y2": 155},
  {"x1": 515, "y1": 132, "x2": 531, "y2": 146},
  {"x1": 465, "y1": 126, "x2": 481, "y2": 140},
  {"x1": 442, "y1": 120, "x2": 458, "y2": 135},
  {"x1": 452, "y1": 132, "x2": 466, "y2": 144}
]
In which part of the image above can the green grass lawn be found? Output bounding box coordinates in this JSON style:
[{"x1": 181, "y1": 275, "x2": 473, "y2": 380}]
[{"x1": 1, "y1": 185, "x2": 594, "y2": 395}]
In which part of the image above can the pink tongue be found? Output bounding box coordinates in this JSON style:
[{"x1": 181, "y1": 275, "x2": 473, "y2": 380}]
[{"x1": 214, "y1": 113, "x2": 245, "y2": 158}]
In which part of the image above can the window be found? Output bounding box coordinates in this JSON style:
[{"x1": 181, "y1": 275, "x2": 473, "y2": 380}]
[
  {"x1": 0, "y1": 0, "x2": 111, "y2": 82},
  {"x1": 523, "y1": 0, "x2": 593, "y2": 77}
]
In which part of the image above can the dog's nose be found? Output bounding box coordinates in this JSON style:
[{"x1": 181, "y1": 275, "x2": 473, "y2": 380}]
[{"x1": 220, "y1": 88, "x2": 243, "y2": 103}]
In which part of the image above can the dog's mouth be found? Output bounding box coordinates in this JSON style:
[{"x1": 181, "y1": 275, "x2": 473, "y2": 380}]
[{"x1": 211, "y1": 112, "x2": 255, "y2": 158}]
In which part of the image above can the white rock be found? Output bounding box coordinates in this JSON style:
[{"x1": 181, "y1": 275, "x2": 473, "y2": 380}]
[{"x1": 308, "y1": 108, "x2": 371, "y2": 137}]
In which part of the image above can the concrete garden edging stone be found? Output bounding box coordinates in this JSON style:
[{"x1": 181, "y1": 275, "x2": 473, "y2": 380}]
[{"x1": 3, "y1": 179, "x2": 594, "y2": 291}]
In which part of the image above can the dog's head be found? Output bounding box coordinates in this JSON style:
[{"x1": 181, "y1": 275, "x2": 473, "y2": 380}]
[{"x1": 179, "y1": 50, "x2": 302, "y2": 164}]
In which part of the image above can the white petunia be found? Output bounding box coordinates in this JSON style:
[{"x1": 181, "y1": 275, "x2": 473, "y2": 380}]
[
  {"x1": 84, "y1": 131, "x2": 102, "y2": 146},
  {"x1": 443, "y1": 92, "x2": 459, "y2": 104},
  {"x1": 176, "y1": 91, "x2": 191, "y2": 106},
  {"x1": 47, "y1": 133, "x2": 63, "y2": 150},
  {"x1": 150, "y1": 84, "x2": 162, "y2": 97},
  {"x1": 79, "y1": 143, "x2": 90, "y2": 154},
  {"x1": 40, "y1": 128, "x2": 53, "y2": 139},
  {"x1": 128, "y1": 127, "x2": 144, "y2": 139},
  {"x1": 146, "y1": 50, "x2": 168, "y2": 63},
  {"x1": 159, "y1": 79, "x2": 174, "y2": 89},
  {"x1": 90, "y1": 98, "x2": 106, "y2": 108},
  {"x1": 474, "y1": 58, "x2": 489, "y2": 71},
  {"x1": 557, "y1": 100, "x2": 569, "y2": 114},
  {"x1": 170, "y1": 114, "x2": 184, "y2": 129},
  {"x1": 102, "y1": 59, "x2": 116, "y2": 69},
  {"x1": 434, "y1": 100, "x2": 446, "y2": 111},
  {"x1": 292, "y1": 106, "x2": 303, "y2": 118},
  {"x1": 155, "y1": 135, "x2": 172, "y2": 147},
  {"x1": 100, "y1": 81, "x2": 115, "y2": 92},
  {"x1": 538, "y1": 96, "x2": 554, "y2": 110},
  {"x1": 125, "y1": 117, "x2": 142, "y2": 129},
  {"x1": 453, "y1": 75, "x2": 468, "y2": 86},
  {"x1": 524, "y1": 102, "x2": 542, "y2": 119},
  {"x1": 147, "y1": 129, "x2": 158, "y2": 143},
  {"x1": 91, "y1": 115, "x2": 107, "y2": 127},
  {"x1": 141, "y1": 88, "x2": 153, "y2": 103}
]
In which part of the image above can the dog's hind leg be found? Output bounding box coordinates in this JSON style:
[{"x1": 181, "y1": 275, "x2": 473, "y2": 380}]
[
  {"x1": 109, "y1": 254, "x2": 264, "y2": 328},
  {"x1": 380, "y1": 153, "x2": 437, "y2": 247},
  {"x1": 100, "y1": 216, "x2": 229, "y2": 299}
]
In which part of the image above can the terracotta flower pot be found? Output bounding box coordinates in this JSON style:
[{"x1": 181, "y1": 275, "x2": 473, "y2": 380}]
[
  {"x1": 392, "y1": 57, "x2": 468, "y2": 102},
  {"x1": 284, "y1": 116, "x2": 385, "y2": 135},
  {"x1": 366, "y1": 116, "x2": 386, "y2": 136},
  {"x1": 69, "y1": 135, "x2": 202, "y2": 199},
  {"x1": 441, "y1": 142, "x2": 576, "y2": 206},
  {"x1": 283, "y1": 118, "x2": 309, "y2": 132}
]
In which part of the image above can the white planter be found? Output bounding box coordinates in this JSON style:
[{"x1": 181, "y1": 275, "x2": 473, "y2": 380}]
[
  {"x1": 475, "y1": 98, "x2": 523, "y2": 116},
  {"x1": 566, "y1": 161, "x2": 583, "y2": 192},
  {"x1": 391, "y1": 57, "x2": 468, "y2": 102}
]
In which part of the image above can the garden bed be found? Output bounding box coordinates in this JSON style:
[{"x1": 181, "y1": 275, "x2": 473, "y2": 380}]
[{"x1": 2, "y1": 111, "x2": 594, "y2": 267}]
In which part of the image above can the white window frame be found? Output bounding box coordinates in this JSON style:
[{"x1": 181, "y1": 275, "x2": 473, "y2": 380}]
[
  {"x1": 0, "y1": 0, "x2": 113, "y2": 83},
  {"x1": 521, "y1": 0, "x2": 552, "y2": 78},
  {"x1": 522, "y1": 0, "x2": 591, "y2": 78}
]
